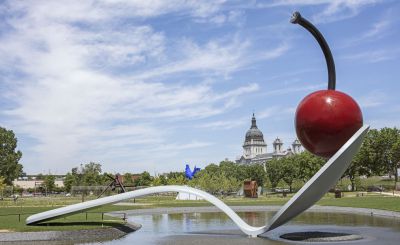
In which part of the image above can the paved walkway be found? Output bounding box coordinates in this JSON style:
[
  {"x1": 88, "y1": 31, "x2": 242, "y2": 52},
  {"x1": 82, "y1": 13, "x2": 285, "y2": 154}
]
[{"x1": 376, "y1": 191, "x2": 400, "y2": 197}]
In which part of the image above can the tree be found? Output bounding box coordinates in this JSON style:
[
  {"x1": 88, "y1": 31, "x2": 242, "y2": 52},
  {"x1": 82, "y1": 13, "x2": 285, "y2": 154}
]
[
  {"x1": 134, "y1": 171, "x2": 153, "y2": 186},
  {"x1": 244, "y1": 163, "x2": 266, "y2": 186},
  {"x1": 81, "y1": 162, "x2": 103, "y2": 186},
  {"x1": 265, "y1": 158, "x2": 283, "y2": 189},
  {"x1": 392, "y1": 138, "x2": 400, "y2": 183},
  {"x1": 159, "y1": 175, "x2": 168, "y2": 185},
  {"x1": 0, "y1": 127, "x2": 23, "y2": 185},
  {"x1": 343, "y1": 135, "x2": 373, "y2": 191},
  {"x1": 195, "y1": 171, "x2": 221, "y2": 194},
  {"x1": 220, "y1": 174, "x2": 241, "y2": 195},
  {"x1": 64, "y1": 172, "x2": 78, "y2": 192},
  {"x1": 0, "y1": 176, "x2": 5, "y2": 198},
  {"x1": 167, "y1": 174, "x2": 187, "y2": 185},
  {"x1": 152, "y1": 176, "x2": 162, "y2": 186},
  {"x1": 280, "y1": 157, "x2": 299, "y2": 193},
  {"x1": 296, "y1": 152, "x2": 325, "y2": 182},
  {"x1": 43, "y1": 175, "x2": 56, "y2": 193},
  {"x1": 167, "y1": 171, "x2": 185, "y2": 180},
  {"x1": 63, "y1": 163, "x2": 103, "y2": 192},
  {"x1": 203, "y1": 164, "x2": 220, "y2": 176},
  {"x1": 64, "y1": 173, "x2": 74, "y2": 192},
  {"x1": 345, "y1": 128, "x2": 400, "y2": 183},
  {"x1": 36, "y1": 173, "x2": 44, "y2": 180},
  {"x1": 219, "y1": 160, "x2": 245, "y2": 180},
  {"x1": 122, "y1": 173, "x2": 134, "y2": 186},
  {"x1": 379, "y1": 128, "x2": 400, "y2": 181}
]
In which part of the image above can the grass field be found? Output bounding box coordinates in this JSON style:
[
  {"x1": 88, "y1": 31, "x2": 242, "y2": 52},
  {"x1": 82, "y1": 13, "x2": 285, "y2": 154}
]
[{"x1": 0, "y1": 191, "x2": 399, "y2": 232}]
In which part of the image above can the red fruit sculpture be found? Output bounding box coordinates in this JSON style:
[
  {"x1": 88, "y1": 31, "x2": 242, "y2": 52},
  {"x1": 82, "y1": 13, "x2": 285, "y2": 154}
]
[{"x1": 291, "y1": 12, "x2": 363, "y2": 158}]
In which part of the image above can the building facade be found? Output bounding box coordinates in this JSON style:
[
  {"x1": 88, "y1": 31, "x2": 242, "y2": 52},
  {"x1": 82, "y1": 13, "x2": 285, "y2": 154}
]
[{"x1": 236, "y1": 114, "x2": 303, "y2": 165}]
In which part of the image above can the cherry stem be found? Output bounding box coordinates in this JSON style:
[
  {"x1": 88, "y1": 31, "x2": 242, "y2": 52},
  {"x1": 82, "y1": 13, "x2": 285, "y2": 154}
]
[{"x1": 290, "y1": 12, "x2": 336, "y2": 90}]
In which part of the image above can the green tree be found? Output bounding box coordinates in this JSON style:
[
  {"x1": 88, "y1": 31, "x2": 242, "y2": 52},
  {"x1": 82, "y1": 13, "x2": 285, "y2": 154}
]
[
  {"x1": 343, "y1": 136, "x2": 373, "y2": 191},
  {"x1": 392, "y1": 138, "x2": 400, "y2": 183},
  {"x1": 81, "y1": 162, "x2": 102, "y2": 186},
  {"x1": 134, "y1": 171, "x2": 153, "y2": 186},
  {"x1": 0, "y1": 127, "x2": 23, "y2": 185},
  {"x1": 281, "y1": 157, "x2": 299, "y2": 193},
  {"x1": 265, "y1": 158, "x2": 283, "y2": 189},
  {"x1": 64, "y1": 172, "x2": 77, "y2": 192},
  {"x1": 203, "y1": 163, "x2": 220, "y2": 176},
  {"x1": 122, "y1": 173, "x2": 134, "y2": 186},
  {"x1": 43, "y1": 175, "x2": 56, "y2": 193},
  {"x1": 345, "y1": 128, "x2": 400, "y2": 183},
  {"x1": 159, "y1": 175, "x2": 168, "y2": 185},
  {"x1": 36, "y1": 173, "x2": 44, "y2": 180},
  {"x1": 219, "y1": 160, "x2": 245, "y2": 180},
  {"x1": 296, "y1": 151, "x2": 325, "y2": 182},
  {"x1": 167, "y1": 171, "x2": 185, "y2": 180},
  {"x1": 167, "y1": 174, "x2": 187, "y2": 185},
  {"x1": 195, "y1": 171, "x2": 220, "y2": 194},
  {"x1": 220, "y1": 174, "x2": 241, "y2": 195},
  {"x1": 379, "y1": 128, "x2": 400, "y2": 181},
  {"x1": 244, "y1": 163, "x2": 266, "y2": 186},
  {"x1": 152, "y1": 176, "x2": 162, "y2": 186},
  {"x1": 0, "y1": 176, "x2": 6, "y2": 198}
]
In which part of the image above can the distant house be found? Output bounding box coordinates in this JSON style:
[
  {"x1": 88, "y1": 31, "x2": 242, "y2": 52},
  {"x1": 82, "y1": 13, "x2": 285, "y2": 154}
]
[{"x1": 13, "y1": 175, "x2": 65, "y2": 189}]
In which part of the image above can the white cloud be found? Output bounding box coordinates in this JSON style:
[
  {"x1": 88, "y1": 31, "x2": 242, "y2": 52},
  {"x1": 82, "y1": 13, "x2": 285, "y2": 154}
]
[
  {"x1": 362, "y1": 19, "x2": 390, "y2": 39},
  {"x1": 1, "y1": 0, "x2": 285, "y2": 173},
  {"x1": 341, "y1": 16, "x2": 393, "y2": 48},
  {"x1": 258, "y1": 0, "x2": 382, "y2": 23},
  {"x1": 357, "y1": 91, "x2": 386, "y2": 108},
  {"x1": 258, "y1": 106, "x2": 295, "y2": 120},
  {"x1": 196, "y1": 118, "x2": 247, "y2": 130},
  {"x1": 6, "y1": 0, "x2": 228, "y2": 23},
  {"x1": 261, "y1": 83, "x2": 325, "y2": 96},
  {"x1": 130, "y1": 38, "x2": 252, "y2": 80},
  {"x1": 341, "y1": 49, "x2": 399, "y2": 63}
]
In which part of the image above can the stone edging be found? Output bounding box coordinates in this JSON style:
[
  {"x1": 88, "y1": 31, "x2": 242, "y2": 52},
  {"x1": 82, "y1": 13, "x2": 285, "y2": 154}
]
[
  {"x1": 0, "y1": 222, "x2": 141, "y2": 244},
  {"x1": 108, "y1": 205, "x2": 400, "y2": 219}
]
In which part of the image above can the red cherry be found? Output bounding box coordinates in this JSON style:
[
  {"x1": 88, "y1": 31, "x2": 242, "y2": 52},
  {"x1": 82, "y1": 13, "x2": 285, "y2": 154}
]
[
  {"x1": 295, "y1": 90, "x2": 363, "y2": 158},
  {"x1": 290, "y1": 12, "x2": 363, "y2": 158}
]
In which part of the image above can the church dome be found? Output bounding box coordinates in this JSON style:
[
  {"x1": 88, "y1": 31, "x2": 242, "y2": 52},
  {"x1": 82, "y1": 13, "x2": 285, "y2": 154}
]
[{"x1": 245, "y1": 114, "x2": 265, "y2": 142}]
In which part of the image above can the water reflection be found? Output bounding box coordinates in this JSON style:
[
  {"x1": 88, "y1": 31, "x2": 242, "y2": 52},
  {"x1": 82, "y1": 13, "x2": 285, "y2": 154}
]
[{"x1": 89, "y1": 211, "x2": 400, "y2": 245}]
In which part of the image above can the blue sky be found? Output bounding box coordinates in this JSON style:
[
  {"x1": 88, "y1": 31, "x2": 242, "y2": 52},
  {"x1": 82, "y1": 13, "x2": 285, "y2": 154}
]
[{"x1": 0, "y1": 0, "x2": 399, "y2": 175}]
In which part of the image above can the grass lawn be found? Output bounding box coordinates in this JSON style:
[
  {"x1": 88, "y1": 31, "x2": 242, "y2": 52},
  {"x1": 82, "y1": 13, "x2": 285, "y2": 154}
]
[
  {"x1": 317, "y1": 195, "x2": 400, "y2": 212},
  {"x1": 0, "y1": 192, "x2": 399, "y2": 232},
  {"x1": 0, "y1": 206, "x2": 125, "y2": 232}
]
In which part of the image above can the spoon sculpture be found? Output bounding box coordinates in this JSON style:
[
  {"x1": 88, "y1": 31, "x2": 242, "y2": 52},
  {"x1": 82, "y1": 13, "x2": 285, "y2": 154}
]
[{"x1": 26, "y1": 12, "x2": 368, "y2": 237}]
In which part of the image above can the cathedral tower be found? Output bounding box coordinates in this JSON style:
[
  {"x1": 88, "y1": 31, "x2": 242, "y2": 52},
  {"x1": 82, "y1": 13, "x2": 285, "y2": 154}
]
[{"x1": 242, "y1": 114, "x2": 267, "y2": 158}]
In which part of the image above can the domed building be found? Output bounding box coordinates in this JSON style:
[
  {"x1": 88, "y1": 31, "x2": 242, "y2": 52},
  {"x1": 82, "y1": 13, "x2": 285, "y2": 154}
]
[
  {"x1": 242, "y1": 113, "x2": 267, "y2": 159},
  {"x1": 236, "y1": 114, "x2": 303, "y2": 165}
]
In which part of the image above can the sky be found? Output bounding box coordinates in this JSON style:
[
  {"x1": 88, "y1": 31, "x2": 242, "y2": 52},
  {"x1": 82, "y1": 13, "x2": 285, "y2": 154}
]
[{"x1": 0, "y1": 0, "x2": 399, "y2": 175}]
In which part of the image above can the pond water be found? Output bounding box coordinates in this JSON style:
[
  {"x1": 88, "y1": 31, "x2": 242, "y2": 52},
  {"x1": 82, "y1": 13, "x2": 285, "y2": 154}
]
[{"x1": 89, "y1": 211, "x2": 400, "y2": 245}]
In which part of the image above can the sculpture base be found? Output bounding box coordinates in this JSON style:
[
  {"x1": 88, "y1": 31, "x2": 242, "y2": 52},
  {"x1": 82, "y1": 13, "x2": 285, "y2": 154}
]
[{"x1": 280, "y1": 231, "x2": 362, "y2": 242}]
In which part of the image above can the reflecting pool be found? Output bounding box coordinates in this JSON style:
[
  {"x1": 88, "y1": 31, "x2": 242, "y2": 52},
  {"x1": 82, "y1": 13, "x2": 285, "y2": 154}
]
[{"x1": 89, "y1": 211, "x2": 400, "y2": 245}]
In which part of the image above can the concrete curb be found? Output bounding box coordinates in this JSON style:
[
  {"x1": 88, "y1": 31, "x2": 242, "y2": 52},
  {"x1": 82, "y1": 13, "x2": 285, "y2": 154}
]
[
  {"x1": 0, "y1": 222, "x2": 141, "y2": 244},
  {"x1": 108, "y1": 205, "x2": 400, "y2": 219}
]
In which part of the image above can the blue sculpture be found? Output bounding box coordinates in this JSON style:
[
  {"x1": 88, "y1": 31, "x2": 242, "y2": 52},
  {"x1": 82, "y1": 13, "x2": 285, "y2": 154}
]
[{"x1": 185, "y1": 164, "x2": 201, "y2": 180}]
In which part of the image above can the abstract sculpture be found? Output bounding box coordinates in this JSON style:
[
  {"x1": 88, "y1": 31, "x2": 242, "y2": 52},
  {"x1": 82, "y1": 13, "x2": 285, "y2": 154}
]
[
  {"x1": 291, "y1": 12, "x2": 363, "y2": 158},
  {"x1": 185, "y1": 164, "x2": 201, "y2": 180},
  {"x1": 26, "y1": 12, "x2": 369, "y2": 238}
]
